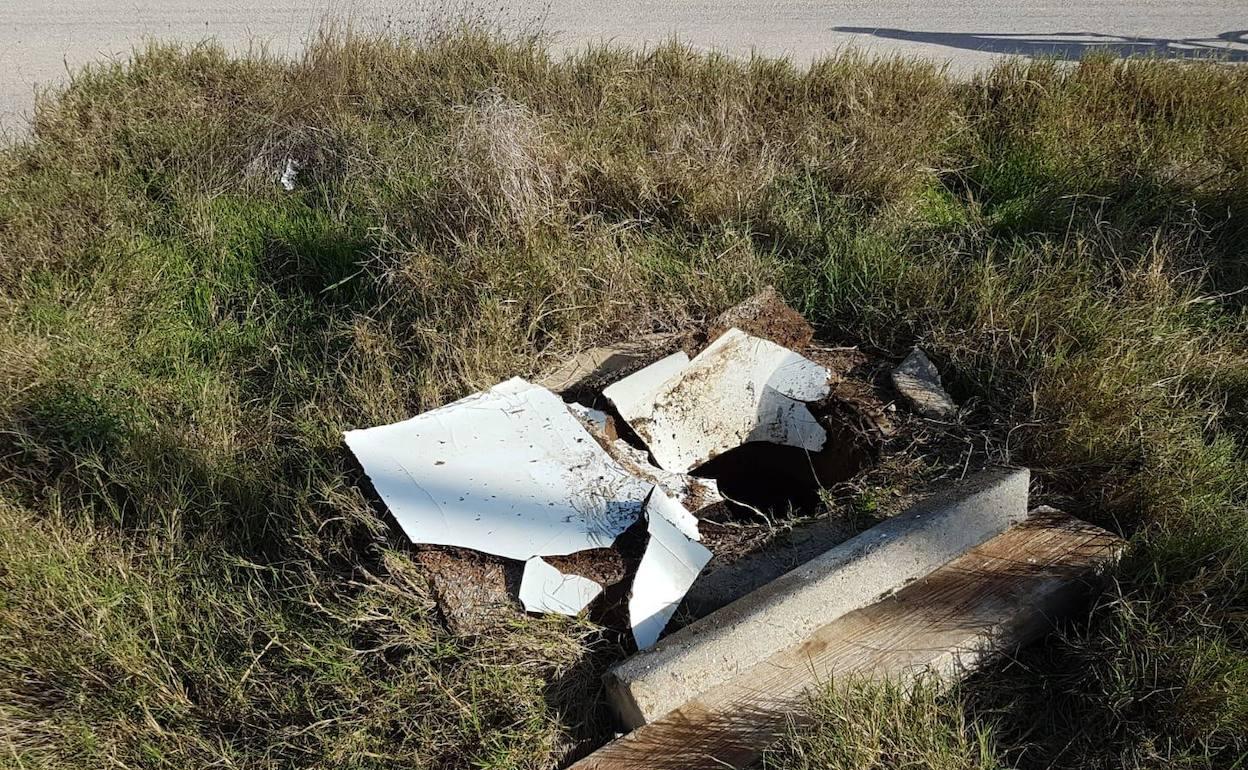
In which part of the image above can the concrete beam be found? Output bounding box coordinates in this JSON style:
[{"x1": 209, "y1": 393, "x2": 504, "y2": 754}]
[
  {"x1": 605, "y1": 467, "x2": 1031, "y2": 728},
  {"x1": 574, "y1": 506, "x2": 1123, "y2": 769}
]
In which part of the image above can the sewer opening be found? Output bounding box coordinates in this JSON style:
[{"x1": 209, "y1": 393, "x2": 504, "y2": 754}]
[{"x1": 691, "y1": 422, "x2": 876, "y2": 518}]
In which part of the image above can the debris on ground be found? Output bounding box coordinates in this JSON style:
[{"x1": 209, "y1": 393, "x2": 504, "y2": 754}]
[
  {"x1": 566, "y1": 402, "x2": 616, "y2": 439},
  {"x1": 629, "y1": 487, "x2": 713, "y2": 649},
  {"x1": 600, "y1": 351, "x2": 690, "y2": 433},
  {"x1": 604, "y1": 328, "x2": 832, "y2": 473},
  {"x1": 891, "y1": 347, "x2": 957, "y2": 419},
  {"x1": 344, "y1": 377, "x2": 650, "y2": 561},
  {"x1": 606, "y1": 439, "x2": 724, "y2": 512},
  {"x1": 566, "y1": 401, "x2": 724, "y2": 512},
  {"x1": 279, "y1": 157, "x2": 301, "y2": 191},
  {"x1": 345, "y1": 288, "x2": 963, "y2": 650},
  {"x1": 520, "y1": 557, "x2": 604, "y2": 615}
]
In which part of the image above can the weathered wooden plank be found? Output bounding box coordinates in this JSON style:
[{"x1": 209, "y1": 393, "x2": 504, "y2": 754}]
[{"x1": 568, "y1": 509, "x2": 1123, "y2": 770}]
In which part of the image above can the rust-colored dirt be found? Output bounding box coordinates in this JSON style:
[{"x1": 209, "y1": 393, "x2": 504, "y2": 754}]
[{"x1": 704, "y1": 286, "x2": 814, "y2": 351}]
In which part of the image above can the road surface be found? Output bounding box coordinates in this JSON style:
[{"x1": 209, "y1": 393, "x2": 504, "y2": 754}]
[{"x1": 1, "y1": 1, "x2": 1245, "y2": 130}]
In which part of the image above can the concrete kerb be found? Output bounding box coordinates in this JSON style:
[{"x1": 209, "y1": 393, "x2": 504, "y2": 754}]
[{"x1": 604, "y1": 467, "x2": 1031, "y2": 728}]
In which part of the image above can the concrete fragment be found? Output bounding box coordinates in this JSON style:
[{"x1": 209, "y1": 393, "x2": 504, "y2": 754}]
[
  {"x1": 891, "y1": 347, "x2": 957, "y2": 419},
  {"x1": 534, "y1": 333, "x2": 683, "y2": 394},
  {"x1": 565, "y1": 395, "x2": 723, "y2": 511},
  {"x1": 609, "y1": 439, "x2": 724, "y2": 512},
  {"x1": 519, "y1": 557, "x2": 604, "y2": 616},
  {"x1": 604, "y1": 328, "x2": 832, "y2": 473},
  {"x1": 601, "y1": 351, "x2": 689, "y2": 417},
  {"x1": 605, "y1": 467, "x2": 1031, "y2": 728},
  {"x1": 630, "y1": 488, "x2": 712, "y2": 650},
  {"x1": 707, "y1": 286, "x2": 814, "y2": 350},
  {"x1": 572, "y1": 507, "x2": 1124, "y2": 769},
  {"x1": 344, "y1": 377, "x2": 653, "y2": 561},
  {"x1": 565, "y1": 401, "x2": 615, "y2": 439}
]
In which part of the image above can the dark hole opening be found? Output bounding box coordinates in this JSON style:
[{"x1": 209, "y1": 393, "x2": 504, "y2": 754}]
[{"x1": 691, "y1": 423, "x2": 874, "y2": 517}]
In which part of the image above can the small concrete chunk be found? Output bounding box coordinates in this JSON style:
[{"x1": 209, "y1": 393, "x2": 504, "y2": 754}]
[
  {"x1": 604, "y1": 467, "x2": 1030, "y2": 729},
  {"x1": 519, "y1": 556, "x2": 603, "y2": 616},
  {"x1": 891, "y1": 347, "x2": 957, "y2": 418}
]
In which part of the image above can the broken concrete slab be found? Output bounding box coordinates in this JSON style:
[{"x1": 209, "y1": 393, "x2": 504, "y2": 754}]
[
  {"x1": 344, "y1": 377, "x2": 653, "y2": 561},
  {"x1": 605, "y1": 328, "x2": 832, "y2": 474},
  {"x1": 519, "y1": 557, "x2": 604, "y2": 616},
  {"x1": 892, "y1": 347, "x2": 957, "y2": 419},
  {"x1": 566, "y1": 396, "x2": 723, "y2": 511},
  {"x1": 706, "y1": 286, "x2": 813, "y2": 351},
  {"x1": 604, "y1": 467, "x2": 1030, "y2": 728},
  {"x1": 601, "y1": 351, "x2": 689, "y2": 418},
  {"x1": 565, "y1": 397, "x2": 723, "y2": 511},
  {"x1": 570, "y1": 507, "x2": 1125, "y2": 770},
  {"x1": 630, "y1": 488, "x2": 712, "y2": 650},
  {"x1": 607, "y1": 438, "x2": 724, "y2": 512},
  {"x1": 535, "y1": 333, "x2": 684, "y2": 394}
]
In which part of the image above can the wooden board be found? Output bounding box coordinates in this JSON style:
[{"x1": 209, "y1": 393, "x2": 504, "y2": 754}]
[{"x1": 568, "y1": 509, "x2": 1123, "y2": 770}]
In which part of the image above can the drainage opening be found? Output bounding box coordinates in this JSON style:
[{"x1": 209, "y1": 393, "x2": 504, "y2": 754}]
[{"x1": 691, "y1": 424, "x2": 875, "y2": 517}]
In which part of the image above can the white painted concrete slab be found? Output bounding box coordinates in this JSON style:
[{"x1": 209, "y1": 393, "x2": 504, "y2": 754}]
[
  {"x1": 606, "y1": 329, "x2": 831, "y2": 474},
  {"x1": 630, "y1": 487, "x2": 712, "y2": 650},
  {"x1": 344, "y1": 377, "x2": 651, "y2": 561}
]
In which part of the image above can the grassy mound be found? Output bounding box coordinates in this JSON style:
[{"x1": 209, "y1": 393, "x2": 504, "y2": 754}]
[{"x1": 1, "y1": 24, "x2": 1245, "y2": 769}]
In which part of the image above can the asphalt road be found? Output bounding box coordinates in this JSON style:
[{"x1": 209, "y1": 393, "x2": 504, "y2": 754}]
[{"x1": 1, "y1": 1, "x2": 1245, "y2": 130}]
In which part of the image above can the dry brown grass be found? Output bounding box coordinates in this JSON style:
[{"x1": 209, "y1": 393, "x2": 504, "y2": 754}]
[
  {"x1": 448, "y1": 89, "x2": 568, "y2": 235},
  {"x1": 1, "y1": 24, "x2": 1246, "y2": 770}
]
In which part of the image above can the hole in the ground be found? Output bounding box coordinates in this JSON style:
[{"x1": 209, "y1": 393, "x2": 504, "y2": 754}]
[{"x1": 692, "y1": 424, "x2": 874, "y2": 517}]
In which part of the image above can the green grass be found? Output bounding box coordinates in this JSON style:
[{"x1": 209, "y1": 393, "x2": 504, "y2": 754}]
[
  {"x1": 2, "y1": 21, "x2": 1247, "y2": 769},
  {"x1": 763, "y1": 677, "x2": 1002, "y2": 770}
]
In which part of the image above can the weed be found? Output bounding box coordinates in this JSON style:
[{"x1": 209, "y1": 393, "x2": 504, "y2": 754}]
[{"x1": 1, "y1": 25, "x2": 1246, "y2": 770}]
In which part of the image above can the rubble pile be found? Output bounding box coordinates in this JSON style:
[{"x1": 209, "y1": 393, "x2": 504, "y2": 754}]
[{"x1": 344, "y1": 289, "x2": 960, "y2": 648}]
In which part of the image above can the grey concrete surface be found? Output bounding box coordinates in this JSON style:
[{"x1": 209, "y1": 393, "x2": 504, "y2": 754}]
[
  {"x1": 1, "y1": 1, "x2": 1246, "y2": 131},
  {"x1": 605, "y1": 467, "x2": 1030, "y2": 729},
  {"x1": 673, "y1": 515, "x2": 857, "y2": 625}
]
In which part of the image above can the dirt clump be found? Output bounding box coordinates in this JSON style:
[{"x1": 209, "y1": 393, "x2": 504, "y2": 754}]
[
  {"x1": 415, "y1": 547, "x2": 523, "y2": 635},
  {"x1": 705, "y1": 286, "x2": 813, "y2": 350},
  {"x1": 546, "y1": 548, "x2": 628, "y2": 588}
]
